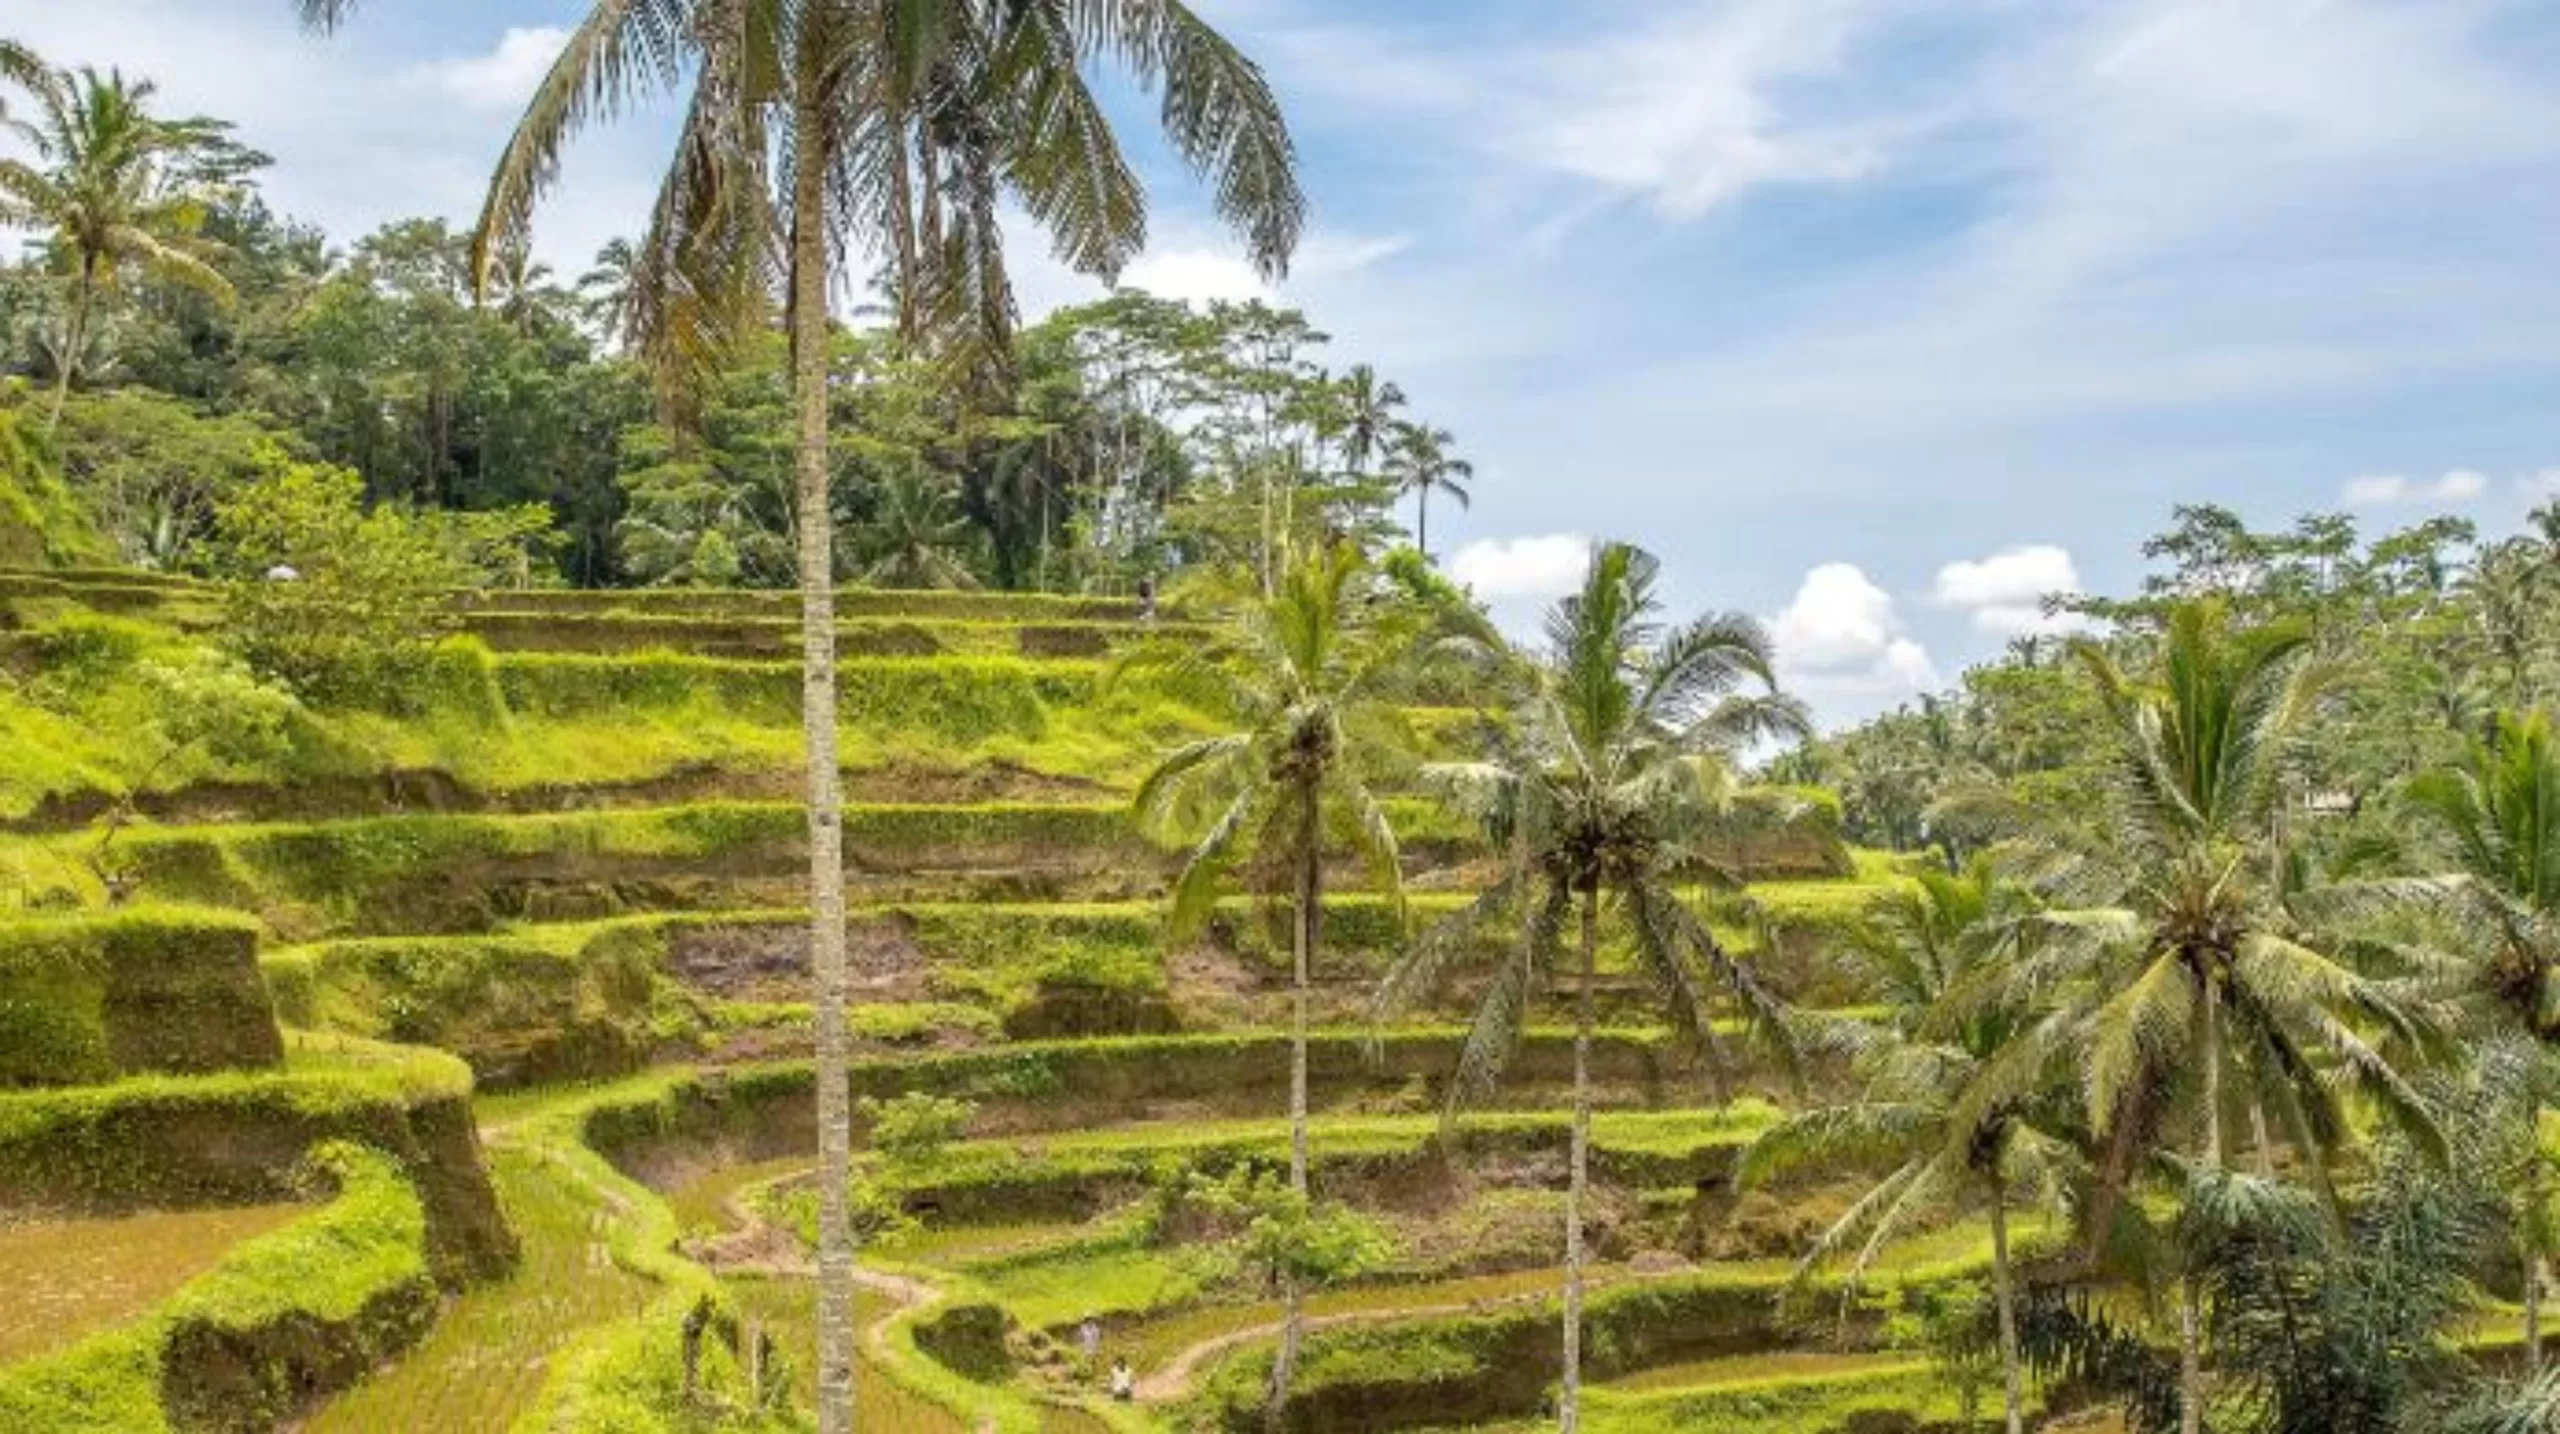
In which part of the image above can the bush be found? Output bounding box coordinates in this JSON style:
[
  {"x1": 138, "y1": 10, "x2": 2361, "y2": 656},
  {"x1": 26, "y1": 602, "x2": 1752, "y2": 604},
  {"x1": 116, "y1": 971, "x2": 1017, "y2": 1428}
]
[
  {"x1": 859, "y1": 1091, "x2": 976, "y2": 1169},
  {"x1": 211, "y1": 462, "x2": 549, "y2": 706}
]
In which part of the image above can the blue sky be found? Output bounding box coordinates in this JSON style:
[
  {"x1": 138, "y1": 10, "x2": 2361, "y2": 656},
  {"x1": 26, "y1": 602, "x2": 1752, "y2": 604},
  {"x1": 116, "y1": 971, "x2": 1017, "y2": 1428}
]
[{"x1": 16, "y1": 0, "x2": 2560, "y2": 724}]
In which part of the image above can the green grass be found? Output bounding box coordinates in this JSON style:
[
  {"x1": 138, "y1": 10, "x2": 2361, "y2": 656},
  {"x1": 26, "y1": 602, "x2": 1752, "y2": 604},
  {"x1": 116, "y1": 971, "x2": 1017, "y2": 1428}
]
[
  {"x1": 0, "y1": 1028, "x2": 473, "y2": 1146},
  {"x1": 1592, "y1": 1349, "x2": 1922, "y2": 1395}
]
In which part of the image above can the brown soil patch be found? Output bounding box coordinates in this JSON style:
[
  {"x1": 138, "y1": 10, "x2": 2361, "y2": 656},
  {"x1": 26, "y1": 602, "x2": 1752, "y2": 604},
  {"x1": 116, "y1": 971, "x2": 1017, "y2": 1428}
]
[{"x1": 665, "y1": 916, "x2": 932, "y2": 1004}]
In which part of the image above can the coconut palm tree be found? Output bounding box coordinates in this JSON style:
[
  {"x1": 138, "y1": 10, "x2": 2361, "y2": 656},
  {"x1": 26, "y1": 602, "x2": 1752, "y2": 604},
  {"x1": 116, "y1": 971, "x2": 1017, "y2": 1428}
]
[
  {"x1": 481, "y1": 238, "x2": 555, "y2": 338},
  {"x1": 1131, "y1": 545, "x2": 1421, "y2": 1424},
  {"x1": 575, "y1": 236, "x2": 635, "y2": 348},
  {"x1": 0, "y1": 38, "x2": 44, "y2": 122},
  {"x1": 294, "y1": 5, "x2": 1303, "y2": 1428},
  {"x1": 1384, "y1": 421, "x2": 1472, "y2": 560},
  {"x1": 1336, "y1": 362, "x2": 1405, "y2": 478},
  {"x1": 1378, "y1": 541, "x2": 1810, "y2": 1432},
  {"x1": 1737, "y1": 856, "x2": 2076, "y2": 1434},
  {"x1": 855, "y1": 468, "x2": 980, "y2": 590},
  {"x1": 2404, "y1": 708, "x2": 2560, "y2": 1372},
  {"x1": 0, "y1": 63, "x2": 251, "y2": 428},
  {"x1": 1972, "y1": 601, "x2": 2450, "y2": 1434}
]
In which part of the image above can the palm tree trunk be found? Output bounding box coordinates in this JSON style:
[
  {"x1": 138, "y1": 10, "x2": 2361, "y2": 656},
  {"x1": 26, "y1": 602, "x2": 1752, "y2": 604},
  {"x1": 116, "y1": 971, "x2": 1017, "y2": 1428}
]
[
  {"x1": 47, "y1": 260, "x2": 96, "y2": 433},
  {"x1": 1990, "y1": 1175, "x2": 2024, "y2": 1434},
  {"x1": 1415, "y1": 485, "x2": 1429, "y2": 561},
  {"x1": 2249, "y1": 1098, "x2": 2276, "y2": 1179},
  {"x1": 1561, "y1": 886, "x2": 1597, "y2": 1433},
  {"x1": 1266, "y1": 785, "x2": 1322, "y2": 1429},
  {"x1": 2180, "y1": 973, "x2": 2221, "y2": 1434},
  {"x1": 1259, "y1": 462, "x2": 1276, "y2": 598},
  {"x1": 790, "y1": 82, "x2": 857, "y2": 1434}
]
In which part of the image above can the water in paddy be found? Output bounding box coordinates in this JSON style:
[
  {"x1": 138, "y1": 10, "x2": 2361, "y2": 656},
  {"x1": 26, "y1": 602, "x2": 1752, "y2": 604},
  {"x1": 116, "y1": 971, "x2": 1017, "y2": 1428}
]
[
  {"x1": 0, "y1": 1203, "x2": 306, "y2": 1362},
  {"x1": 306, "y1": 1144, "x2": 655, "y2": 1433}
]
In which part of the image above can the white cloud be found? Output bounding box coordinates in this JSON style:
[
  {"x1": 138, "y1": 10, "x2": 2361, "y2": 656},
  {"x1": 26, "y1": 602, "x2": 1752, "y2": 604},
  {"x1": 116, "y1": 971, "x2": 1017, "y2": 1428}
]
[
  {"x1": 1769, "y1": 562, "x2": 1938, "y2": 704},
  {"x1": 2341, "y1": 469, "x2": 2490, "y2": 507},
  {"x1": 1117, "y1": 249, "x2": 1270, "y2": 306},
  {"x1": 1529, "y1": 1, "x2": 1887, "y2": 217},
  {"x1": 2520, "y1": 470, "x2": 2560, "y2": 504},
  {"x1": 1109, "y1": 229, "x2": 1413, "y2": 309},
  {"x1": 1932, "y1": 544, "x2": 2088, "y2": 637},
  {"x1": 412, "y1": 27, "x2": 569, "y2": 111},
  {"x1": 1448, "y1": 534, "x2": 1592, "y2": 601}
]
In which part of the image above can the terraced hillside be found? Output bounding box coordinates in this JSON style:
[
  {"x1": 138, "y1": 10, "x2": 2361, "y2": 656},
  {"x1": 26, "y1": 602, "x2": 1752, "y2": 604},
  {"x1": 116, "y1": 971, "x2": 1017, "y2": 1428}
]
[{"x1": 0, "y1": 570, "x2": 2053, "y2": 1434}]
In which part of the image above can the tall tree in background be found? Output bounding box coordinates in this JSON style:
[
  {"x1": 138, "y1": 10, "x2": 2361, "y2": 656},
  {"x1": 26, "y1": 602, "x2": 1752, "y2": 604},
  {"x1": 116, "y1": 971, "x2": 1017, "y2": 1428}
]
[
  {"x1": 1134, "y1": 547, "x2": 1417, "y2": 1425},
  {"x1": 1386, "y1": 420, "x2": 1471, "y2": 559},
  {"x1": 1382, "y1": 542, "x2": 1809, "y2": 1432},
  {"x1": 1335, "y1": 361, "x2": 1404, "y2": 478},
  {"x1": 2405, "y1": 709, "x2": 2560, "y2": 1373},
  {"x1": 2000, "y1": 603, "x2": 2447, "y2": 1434},
  {"x1": 0, "y1": 59, "x2": 256, "y2": 427},
  {"x1": 303, "y1": 5, "x2": 1302, "y2": 1429}
]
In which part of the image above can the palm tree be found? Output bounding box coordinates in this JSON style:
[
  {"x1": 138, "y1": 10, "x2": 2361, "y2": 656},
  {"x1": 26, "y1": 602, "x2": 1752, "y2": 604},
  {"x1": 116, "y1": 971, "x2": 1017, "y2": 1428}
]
[
  {"x1": 1385, "y1": 421, "x2": 1472, "y2": 560},
  {"x1": 575, "y1": 236, "x2": 635, "y2": 348},
  {"x1": 0, "y1": 39, "x2": 44, "y2": 123},
  {"x1": 1131, "y1": 546, "x2": 1420, "y2": 1424},
  {"x1": 0, "y1": 63, "x2": 249, "y2": 428},
  {"x1": 1336, "y1": 362, "x2": 1405, "y2": 477},
  {"x1": 294, "y1": 4, "x2": 1303, "y2": 1429},
  {"x1": 2404, "y1": 708, "x2": 2560, "y2": 1372},
  {"x1": 1737, "y1": 856, "x2": 2074, "y2": 1434},
  {"x1": 855, "y1": 469, "x2": 980, "y2": 590},
  {"x1": 1978, "y1": 601, "x2": 2449, "y2": 1434},
  {"x1": 1379, "y1": 542, "x2": 1809, "y2": 1432},
  {"x1": 481, "y1": 238, "x2": 555, "y2": 338}
]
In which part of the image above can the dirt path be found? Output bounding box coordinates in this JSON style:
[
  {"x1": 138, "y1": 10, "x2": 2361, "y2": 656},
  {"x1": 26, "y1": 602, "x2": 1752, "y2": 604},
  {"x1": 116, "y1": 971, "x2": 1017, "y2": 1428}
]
[{"x1": 688, "y1": 1169, "x2": 942, "y2": 1362}]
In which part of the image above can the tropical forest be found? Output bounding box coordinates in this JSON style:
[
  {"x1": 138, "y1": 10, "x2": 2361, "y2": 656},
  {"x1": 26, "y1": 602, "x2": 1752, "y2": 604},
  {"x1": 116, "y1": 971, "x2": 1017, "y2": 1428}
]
[{"x1": 2, "y1": 5, "x2": 2559, "y2": 1434}]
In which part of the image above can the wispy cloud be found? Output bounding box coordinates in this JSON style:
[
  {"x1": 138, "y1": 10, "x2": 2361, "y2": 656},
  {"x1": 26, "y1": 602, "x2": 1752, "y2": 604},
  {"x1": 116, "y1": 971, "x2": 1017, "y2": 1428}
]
[
  {"x1": 410, "y1": 27, "x2": 567, "y2": 111},
  {"x1": 2342, "y1": 470, "x2": 2489, "y2": 507}
]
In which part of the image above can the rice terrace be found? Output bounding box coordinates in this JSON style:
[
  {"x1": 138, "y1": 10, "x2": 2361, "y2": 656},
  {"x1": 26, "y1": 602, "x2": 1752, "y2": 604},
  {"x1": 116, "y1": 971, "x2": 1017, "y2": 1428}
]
[{"x1": 4, "y1": 3, "x2": 2560, "y2": 1433}]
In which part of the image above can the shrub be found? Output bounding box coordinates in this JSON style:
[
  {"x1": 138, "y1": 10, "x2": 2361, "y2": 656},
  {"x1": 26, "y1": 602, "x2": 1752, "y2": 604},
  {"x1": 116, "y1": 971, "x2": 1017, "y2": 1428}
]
[
  {"x1": 211, "y1": 462, "x2": 549, "y2": 707},
  {"x1": 859, "y1": 1091, "x2": 976, "y2": 1169}
]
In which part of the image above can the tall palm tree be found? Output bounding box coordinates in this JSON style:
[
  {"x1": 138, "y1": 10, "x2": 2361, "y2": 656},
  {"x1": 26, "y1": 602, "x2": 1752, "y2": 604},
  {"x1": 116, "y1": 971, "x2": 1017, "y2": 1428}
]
[
  {"x1": 1974, "y1": 601, "x2": 2448, "y2": 1434},
  {"x1": 1385, "y1": 421, "x2": 1472, "y2": 559},
  {"x1": 2404, "y1": 708, "x2": 2560, "y2": 1372},
  {"x1": 1738, "y1": 856, "x2": 2074, "y2": 1434},
  {"x1": 575, "y1": 236, "x2": 635, "y2": 348},
  {"x1": 0, "y1": 63, "x2": 248, "y2": 428},
  {"x1": 1379, "y1": 542, "x2": 1809, "y2": 1432},
  {"x1": 481, "y1": 238, "x2": 555, "y2": 338},
  {"x1": 1336, "y1": 362, "x2": 1405, "y2": 477},
  {"x1": 296, "y1": 5, "x2": 1303, "y2": 1430},
  {"x1": 1132, "y1": 546, "x2": 1420, "y2": 1424}
]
